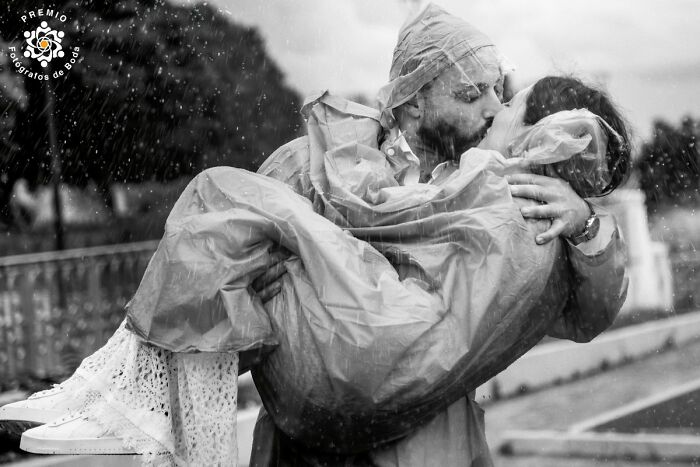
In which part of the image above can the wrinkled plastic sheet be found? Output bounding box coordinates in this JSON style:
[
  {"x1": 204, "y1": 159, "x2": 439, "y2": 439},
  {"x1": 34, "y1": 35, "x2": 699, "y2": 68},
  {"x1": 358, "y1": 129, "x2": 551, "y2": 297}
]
[
  {"x1": 126, "y1": 94, "x2": 571, "y2": 453},
  {"x1": 511, "y1": 108, "x2": 617, "y2": 197}
]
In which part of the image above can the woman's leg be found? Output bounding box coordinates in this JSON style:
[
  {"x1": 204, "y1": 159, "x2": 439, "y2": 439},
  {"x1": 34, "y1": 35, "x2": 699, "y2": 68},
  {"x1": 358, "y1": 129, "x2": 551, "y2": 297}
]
[{"x1": 4, "y1": 319, "x2": 240, "y2": 465}]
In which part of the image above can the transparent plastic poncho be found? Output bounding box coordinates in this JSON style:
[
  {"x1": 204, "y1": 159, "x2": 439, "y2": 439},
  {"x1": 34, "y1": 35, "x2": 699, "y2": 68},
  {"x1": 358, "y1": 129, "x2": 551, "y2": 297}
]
[
  {"x1": 125, "y1": 92, "x2": 571, "y2": 453},
  {"x1": 510, "y1": 109, "x2": 620, "y2": 197},
  {"x1": 377, "y1": 3, "x2": 513, "y2": 128}
]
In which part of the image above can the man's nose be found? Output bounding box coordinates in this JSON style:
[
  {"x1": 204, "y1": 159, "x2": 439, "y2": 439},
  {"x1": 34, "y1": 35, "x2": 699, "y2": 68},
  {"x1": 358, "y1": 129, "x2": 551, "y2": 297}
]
[{"x1": 482, "y1": 94, "x2": 503, "y2": 120}]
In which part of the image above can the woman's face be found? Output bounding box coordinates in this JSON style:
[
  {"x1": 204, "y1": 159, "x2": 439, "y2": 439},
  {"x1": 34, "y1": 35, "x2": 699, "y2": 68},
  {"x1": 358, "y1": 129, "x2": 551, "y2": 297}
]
[{"x1": 478, "y1": 85, "x2": 531, "y2": 156}]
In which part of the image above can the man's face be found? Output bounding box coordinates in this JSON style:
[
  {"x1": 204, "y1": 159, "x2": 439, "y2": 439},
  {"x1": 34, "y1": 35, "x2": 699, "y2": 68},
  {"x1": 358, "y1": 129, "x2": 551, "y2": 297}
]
[{"x1": 418, "y1": 48, "x2": 504, "y2": 162}]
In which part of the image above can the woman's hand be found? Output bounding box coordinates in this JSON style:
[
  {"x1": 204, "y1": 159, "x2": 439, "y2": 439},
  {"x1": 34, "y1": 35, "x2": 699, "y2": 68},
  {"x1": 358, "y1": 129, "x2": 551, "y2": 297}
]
[
  {"x1": 506, "y1": 173, "x2": 590, "y2": 245},
  {"x1": 252, "y1": 246, "x2": 291, "y2": 302}
]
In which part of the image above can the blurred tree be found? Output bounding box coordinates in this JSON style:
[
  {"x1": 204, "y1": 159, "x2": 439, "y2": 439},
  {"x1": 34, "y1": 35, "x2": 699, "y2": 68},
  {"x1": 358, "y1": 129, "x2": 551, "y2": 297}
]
[
  {"x1": 637, "y1": 117, "x2": 700, "y2": 211},
  {"x1": 0, "y1": 0, "x2": 302, "y2": 221},
  {"x1": 0, "y1": 36, "x2": 27, "y2": 226}
]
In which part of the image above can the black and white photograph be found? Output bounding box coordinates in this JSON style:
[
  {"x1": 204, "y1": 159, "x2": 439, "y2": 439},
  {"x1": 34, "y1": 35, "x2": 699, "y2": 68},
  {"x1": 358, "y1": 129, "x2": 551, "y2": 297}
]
[{"x1": 0, "y1": 1, "x2": 699, "y2": 466}]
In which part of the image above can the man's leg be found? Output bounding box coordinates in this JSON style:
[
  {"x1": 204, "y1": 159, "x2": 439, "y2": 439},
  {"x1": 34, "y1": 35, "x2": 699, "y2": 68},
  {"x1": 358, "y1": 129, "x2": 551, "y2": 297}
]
[{"x1": 249, "y1": 407, "x2": 375, "y2": 467}]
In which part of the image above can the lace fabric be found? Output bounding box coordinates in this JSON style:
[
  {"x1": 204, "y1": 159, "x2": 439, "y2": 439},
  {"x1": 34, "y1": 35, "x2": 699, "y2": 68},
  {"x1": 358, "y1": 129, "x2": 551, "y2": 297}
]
[{"x1": 30, "y1": 321, "x2": 239, "y2": 466}]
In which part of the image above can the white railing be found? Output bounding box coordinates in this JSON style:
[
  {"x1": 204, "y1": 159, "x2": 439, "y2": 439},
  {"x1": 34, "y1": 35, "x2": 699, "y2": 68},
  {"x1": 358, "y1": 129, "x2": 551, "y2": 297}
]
[
  {"x1": 0, "y1": 241, "x2": 158, "y2": 383},
  {"x1": 671, "y1": 251, "x2": 700, "y2": 311}
]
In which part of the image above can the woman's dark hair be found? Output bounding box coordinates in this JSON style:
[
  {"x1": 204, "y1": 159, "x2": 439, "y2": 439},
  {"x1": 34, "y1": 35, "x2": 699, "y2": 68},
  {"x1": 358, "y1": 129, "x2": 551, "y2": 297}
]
[{"x1": 523, "y1": 76, "x2": 631, "y2": 195}]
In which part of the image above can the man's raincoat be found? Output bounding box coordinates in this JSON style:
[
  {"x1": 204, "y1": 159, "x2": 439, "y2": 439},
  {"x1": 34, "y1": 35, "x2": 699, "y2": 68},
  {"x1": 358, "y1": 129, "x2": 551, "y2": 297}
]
[{"x1": 125, "y1": 92, "x2": 627, "y2": 461}]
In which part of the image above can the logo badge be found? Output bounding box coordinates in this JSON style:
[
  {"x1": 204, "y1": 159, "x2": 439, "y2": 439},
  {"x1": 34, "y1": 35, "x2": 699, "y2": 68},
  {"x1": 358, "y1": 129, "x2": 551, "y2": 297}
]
[
  {"x1": 23, "y1": 21, "x2": 65, "y2": 68},
  {"x1": 6, "y1": 9, "x2": 81, "y2": 81}
]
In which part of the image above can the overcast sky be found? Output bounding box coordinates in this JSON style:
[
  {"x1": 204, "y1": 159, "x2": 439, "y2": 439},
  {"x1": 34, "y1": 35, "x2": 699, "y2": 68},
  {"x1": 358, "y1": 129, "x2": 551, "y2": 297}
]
[{"x1": 180, "y1": 0, "x2": 700, "y2": 140}]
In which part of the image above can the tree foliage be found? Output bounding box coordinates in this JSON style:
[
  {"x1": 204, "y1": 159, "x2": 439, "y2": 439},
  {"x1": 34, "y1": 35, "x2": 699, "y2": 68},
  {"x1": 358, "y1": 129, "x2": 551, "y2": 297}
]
[
  {"x1": 637, "y1": 117, "x2": 700, "y2": 211},
  {"x1": 0, "y1": 0, "x2": 302, "y2": 222}
]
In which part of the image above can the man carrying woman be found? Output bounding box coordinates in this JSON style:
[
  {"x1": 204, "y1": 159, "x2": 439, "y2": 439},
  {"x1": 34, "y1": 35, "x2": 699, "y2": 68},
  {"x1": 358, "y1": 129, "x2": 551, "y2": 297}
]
[{"x1": 2, "y1": 4, "x2": 629, "y2": 467}]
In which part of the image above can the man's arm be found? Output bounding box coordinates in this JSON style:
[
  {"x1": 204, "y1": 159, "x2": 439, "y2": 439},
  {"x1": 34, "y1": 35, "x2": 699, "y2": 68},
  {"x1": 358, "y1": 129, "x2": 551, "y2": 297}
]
[{"x1": 251, "y1": 137, "x2": 314, "y2": 302}]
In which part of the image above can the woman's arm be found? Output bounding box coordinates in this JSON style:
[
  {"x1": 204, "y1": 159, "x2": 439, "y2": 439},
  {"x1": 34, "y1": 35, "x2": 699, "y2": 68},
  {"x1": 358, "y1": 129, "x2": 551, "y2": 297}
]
[
  {"x1": 508, "y1": 174, "x2": 629, "y2": 342},
  {"x1": 548, "y1": 207, "x2": 628, "y2": 342}
]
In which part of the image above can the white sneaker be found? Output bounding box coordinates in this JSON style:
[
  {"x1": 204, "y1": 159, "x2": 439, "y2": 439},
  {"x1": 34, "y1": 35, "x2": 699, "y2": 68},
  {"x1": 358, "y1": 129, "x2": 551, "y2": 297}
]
[
  {"x1": 0, "y1": 385, "x2": 73, "y2": 425},
  {"x1": 20, "y1": 413, "x2": 135, "y2": 455}
]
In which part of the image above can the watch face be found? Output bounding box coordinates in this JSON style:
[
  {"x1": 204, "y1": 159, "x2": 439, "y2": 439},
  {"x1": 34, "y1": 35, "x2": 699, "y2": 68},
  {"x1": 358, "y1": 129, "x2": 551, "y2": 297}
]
[{"x1": 569, "y1": 213, "x2": 600, "y2": 245}]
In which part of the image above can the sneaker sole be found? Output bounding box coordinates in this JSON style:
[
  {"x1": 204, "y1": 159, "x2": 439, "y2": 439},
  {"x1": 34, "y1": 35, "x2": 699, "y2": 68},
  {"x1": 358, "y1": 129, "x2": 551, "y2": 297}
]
[{"x1": 20, "y1": 431, "x2": 136, "y2": 455}]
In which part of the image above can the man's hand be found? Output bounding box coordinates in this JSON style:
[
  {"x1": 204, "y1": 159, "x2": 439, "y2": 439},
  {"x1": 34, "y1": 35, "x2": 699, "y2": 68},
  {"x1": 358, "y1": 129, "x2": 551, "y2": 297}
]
[
  {"x1": 252, "y1": 247, "x2": 291, "y2": 302},
  {"x1": 506, "y1": 173, "x2": 590, "y2": 245}
]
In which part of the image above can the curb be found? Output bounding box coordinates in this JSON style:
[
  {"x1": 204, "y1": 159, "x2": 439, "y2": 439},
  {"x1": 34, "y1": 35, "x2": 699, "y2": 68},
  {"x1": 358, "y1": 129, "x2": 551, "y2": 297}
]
[
  {"x1": 476, "y1": 311, "x2": 700, "y2": 401},
  {"x1": 499, "y1": 369, "x2": 700, "y2": 462},
  {"x1": 500, "y1": 430, "x2": 700, "y2": 462},
  {"x1": 569, "y1": 377, "x2": 700, "y2": 434}
]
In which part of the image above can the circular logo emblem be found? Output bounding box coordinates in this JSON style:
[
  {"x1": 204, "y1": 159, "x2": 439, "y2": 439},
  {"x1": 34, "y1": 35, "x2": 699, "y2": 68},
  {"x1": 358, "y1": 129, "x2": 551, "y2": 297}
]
[
  {"x1": 6, "y1": 9, "x2": 81, "y2": 81},
  {"x1": 23, "y1": 21, "x2": 66, "y2": 68}
]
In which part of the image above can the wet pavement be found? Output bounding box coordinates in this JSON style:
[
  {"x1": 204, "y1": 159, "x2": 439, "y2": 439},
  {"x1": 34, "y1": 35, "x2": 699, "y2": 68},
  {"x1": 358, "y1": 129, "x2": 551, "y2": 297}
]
[
  {"x1": 485, "y1": 338, "x2": 700, "y2": 466},
  {"x1": 4, "y1": 338, "x2": 700, "y2": 466}
]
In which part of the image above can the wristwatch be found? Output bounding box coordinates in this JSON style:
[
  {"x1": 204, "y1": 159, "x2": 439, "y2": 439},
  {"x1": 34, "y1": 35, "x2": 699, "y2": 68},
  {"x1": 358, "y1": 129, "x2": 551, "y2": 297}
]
[{"x1": 568, "y1": 204, "x2": 600, "y2": 246}]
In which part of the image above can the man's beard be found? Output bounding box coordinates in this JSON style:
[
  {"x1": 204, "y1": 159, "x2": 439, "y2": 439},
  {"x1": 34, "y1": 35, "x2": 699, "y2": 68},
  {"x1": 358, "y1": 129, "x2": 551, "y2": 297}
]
[{"x1": 417, "y1": 120, "x2": 491, "y2": 162}]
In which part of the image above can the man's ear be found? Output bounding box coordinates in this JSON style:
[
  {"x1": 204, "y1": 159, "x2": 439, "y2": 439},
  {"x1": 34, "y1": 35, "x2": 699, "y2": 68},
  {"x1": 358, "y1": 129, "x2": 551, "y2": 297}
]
[
  {"x1": 403, "y1": 95, "x2": 422, "y2": 119},
  {"x1": 395, "y1": 94, "x2": 424, "y2": 132}
]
